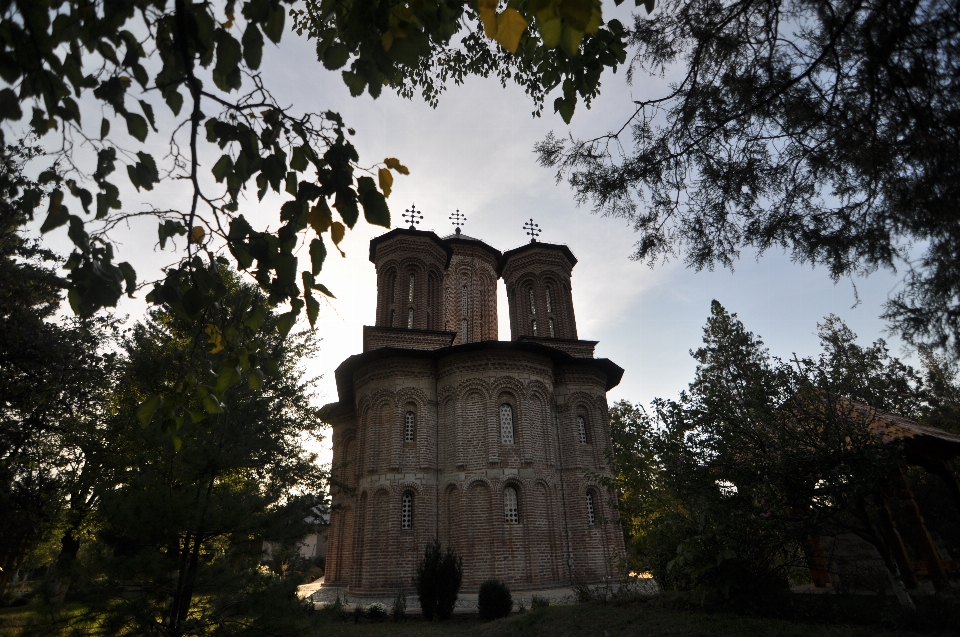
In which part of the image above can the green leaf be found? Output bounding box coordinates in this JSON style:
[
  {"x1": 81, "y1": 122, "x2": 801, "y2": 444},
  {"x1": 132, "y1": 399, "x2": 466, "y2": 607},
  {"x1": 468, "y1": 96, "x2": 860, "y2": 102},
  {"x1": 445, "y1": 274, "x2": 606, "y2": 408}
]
[
  {"x1": 322, "y1": 42, "x2": 349, "y2": 70},
  {"x1": 0, "y1": 88, "x2": 22, "y2": 121},
  {"x1": 263, "y1": 4, "x2": 286, "y2": 43},
  {"x1": 242, "y1": 23, "x2": 264, "y2": 69},
  {"x1": 164, "y1": 89, "x2": 184, "y2": 116},
  {"x1": 305, "y1": 291, "x2": 320, "y2": 327},
  {"x1": 358, "y1": 176, "x2": 390, "y2": 227},
  {"x1": 172, "y1": 435, "x2": 182, "y2": 452},
  {"x1": 137, "y1": 395, "x2": 162, "y2": 428},
  {"x1": 203, "y1": 394, "x2": 224, "y2": 414},
  {"x1": 291, "y1": 145, "x2": 308, "y2": 172},
  {"x1": 118, "y1": 261, "x2": 137, "y2": 296},
  {"x1": 314, "y1": 283, "x2": 335, "y2": 298},
  {"x1": 124, "y1": 112, "x2": 148, "y2": 142},
  {"x1": 275, "y1": 310, "x2": 297, "y2": 337},
  {"x1": 100, "y1": 117, "x2": 110, "y2": 139},
  {"x1": 554, "y1": 95, "x2": 576, "y2": 124},
  {"x1": 138, "y1": 99, "x2": 158, "y2": 132},
  {"x1": 214, "y1": 31, "x2": 243, "y2": 92},
  {"x1": 247, "y1": 369, "x2": 265, "y2": 390},
  {"x1": 212, "y1": 154, "x2": 233, "y2": 182},
  {"x1": 40, "y1": 190, "x2": 68, "y2": 233},
  {"x1": 216, "y1": 364, "x2": 243, "y2": 394},
  {"x1": 309, "y1": 237, "x2": 326, "y2": 275}
]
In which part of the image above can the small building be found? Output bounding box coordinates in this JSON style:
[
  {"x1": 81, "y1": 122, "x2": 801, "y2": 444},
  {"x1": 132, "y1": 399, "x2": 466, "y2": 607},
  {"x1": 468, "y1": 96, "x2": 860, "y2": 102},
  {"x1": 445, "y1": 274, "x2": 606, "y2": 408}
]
[{"x1": 320, "y1": 226, "x2": 626, "y2": 596}]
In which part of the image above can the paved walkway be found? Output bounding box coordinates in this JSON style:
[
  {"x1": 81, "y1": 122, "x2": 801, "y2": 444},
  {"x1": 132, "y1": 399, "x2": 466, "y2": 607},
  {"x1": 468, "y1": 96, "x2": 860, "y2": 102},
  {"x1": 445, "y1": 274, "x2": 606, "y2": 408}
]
[{"x1": 299, "y1": 578, "x2": 660, "y2": 613}]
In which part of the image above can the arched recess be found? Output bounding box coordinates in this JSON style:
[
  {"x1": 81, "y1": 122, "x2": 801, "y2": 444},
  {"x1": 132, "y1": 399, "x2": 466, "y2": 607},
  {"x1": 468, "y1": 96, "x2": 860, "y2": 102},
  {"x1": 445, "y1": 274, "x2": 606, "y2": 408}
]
[
  {"x1": 459, "y1": 388, "x2": 488, "y2": 470},
  {"x1": 531, "y1": 481, "x2": 559, "y2": 584},
  {"x1": 440, "y1": 395, "x2": 458, "y2": 469},
  {"x1": 369, "y1": 488, "x2": 391, "y2": 588},
  {"x1": 353, "y1": 491, "x2": 368, "y2": 588},
  {"x1": 427, "y1": 270, "x2": 441, "y2": 330},
  {"x1": 379, "y1": 266, "x2": 399, "y2": 326},
  {"x1": 523, "y1": 392, "x2": 548, "y2": 464},
  {"x1": 465, "y1": 480, "x2": 493, "y2": 586},
  {"x1": 441, "y1": 483, "x2": 461, "y2": 552}
]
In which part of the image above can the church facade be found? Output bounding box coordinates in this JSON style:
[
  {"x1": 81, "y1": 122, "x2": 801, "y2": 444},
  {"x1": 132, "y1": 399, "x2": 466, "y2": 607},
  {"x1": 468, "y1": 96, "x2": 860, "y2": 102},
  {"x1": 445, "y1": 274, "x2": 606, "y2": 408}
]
[{"x1": 321, "y1": 226, "x2": 626, "y2": 596}]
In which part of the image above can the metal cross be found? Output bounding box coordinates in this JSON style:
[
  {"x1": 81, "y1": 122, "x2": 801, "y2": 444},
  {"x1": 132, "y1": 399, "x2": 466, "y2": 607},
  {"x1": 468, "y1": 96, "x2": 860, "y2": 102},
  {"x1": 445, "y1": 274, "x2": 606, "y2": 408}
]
[
  {"x1": 523, "y1": 218, "x2": 541, "y2": 242},
  {"x1": 449, "y1": 209, "x2": 467, "y2": 234},
  {"x1": 403, "y1": 204, "x2": 423, "y2": 229}
]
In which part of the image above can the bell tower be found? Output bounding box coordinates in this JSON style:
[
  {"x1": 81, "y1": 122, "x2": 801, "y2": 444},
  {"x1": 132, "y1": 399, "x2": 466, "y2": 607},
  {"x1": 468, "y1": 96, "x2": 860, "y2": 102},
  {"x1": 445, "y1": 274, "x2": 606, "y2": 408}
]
[{"x1": 499, "y1": 239, "x2": 579, "y2": 341}]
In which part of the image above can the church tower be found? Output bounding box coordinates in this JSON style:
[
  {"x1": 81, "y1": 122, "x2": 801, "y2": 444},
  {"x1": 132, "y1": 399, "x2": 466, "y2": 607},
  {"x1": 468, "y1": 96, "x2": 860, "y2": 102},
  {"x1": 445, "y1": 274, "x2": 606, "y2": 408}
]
[
  {"x1": 441, "y1": 227, "x2": 500, "y2": 345},
  {"x1": 500, "y1": 241, "x2": 579, "y2": 340}
]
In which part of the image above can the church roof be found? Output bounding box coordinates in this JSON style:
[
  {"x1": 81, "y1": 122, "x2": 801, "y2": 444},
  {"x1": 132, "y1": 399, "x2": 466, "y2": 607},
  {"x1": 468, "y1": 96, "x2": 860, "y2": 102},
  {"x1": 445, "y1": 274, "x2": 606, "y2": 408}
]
[
  {"x1": 440, "y1": 229, "x2": 503, "y2": 260},
  {"x1": 368, "y1": 227, "x2": 452, "y2": 265},
  {"x1": 326, "y1": 339, "x2": 624, "y2": 411},
  {"x1": 497, "y1": 241, "x2": 578, "y2": 275}
]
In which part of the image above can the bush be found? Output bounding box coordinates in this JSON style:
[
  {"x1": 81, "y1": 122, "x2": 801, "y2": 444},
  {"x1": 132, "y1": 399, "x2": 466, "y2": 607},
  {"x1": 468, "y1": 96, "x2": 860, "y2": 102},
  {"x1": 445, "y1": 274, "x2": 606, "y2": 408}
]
[
  {"x1": 391, "y1": 590, "x2": 406, "y2": 622},
  {"x1": 366, "y1": 602, "x2": 387, "y2": 621},
  {"x1": 477, "y1": 579, "x2": 512, "y2": 621},
  {"x1": 415, "y1": 539, "x2": 463, "y2": 621},
  {"x1": 530, "y1": 594, "x2": 550, "y2": 609}
]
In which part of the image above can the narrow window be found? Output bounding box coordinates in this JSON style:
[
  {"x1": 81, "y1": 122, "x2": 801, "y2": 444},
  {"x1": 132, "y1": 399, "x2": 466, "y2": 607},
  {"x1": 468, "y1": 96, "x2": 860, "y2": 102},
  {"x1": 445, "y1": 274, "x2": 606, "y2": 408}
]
[
  {"x1": 404, "y1": 411, "x2": 415, "y2": 442},
  {"x1": 528, "y1": 288, "x2": 536, "y2": 314},
  {"x1": 408, "y1": 274, "x2": 415, "y2": 302},
  {"x1": 461, "y1": 319, "x2": 468, "y2": 343},
  {"x1": 500, "y1": 403, "x2": 515, "y2": 444},
  {"x1": 461, "y1": 285, "x2": 468, "y2": 317},
  {"x1": 390, "y1": 309, "x2": 395, "y2": 327},
  {"x1": 401, "y1": 492, "x2": 413, "y2": 530},
  {"x1": 577, "y1": 415, "x2": 587, "y2": 444},
  {"x1": 391, "y1": 276, "x2": 397, "y2": 302},
  {"x1": 549, "y1": 318, "x2": 555, "y2": 338},
  {"x1": 532, "y1": 320, "x2": 538, "y2": 336},
  {"x1": 407, "y1": 308, "x2": 414, "y2": 329},
  {"x1": 504, "y1": 487, "x2": 519, "y2": 525},
  {"x1": 586, "y1": 492, "x2": 596, "y2": 525},
  {"x1": 546, "y1": 287, "x2": 552, "y2": 313}
]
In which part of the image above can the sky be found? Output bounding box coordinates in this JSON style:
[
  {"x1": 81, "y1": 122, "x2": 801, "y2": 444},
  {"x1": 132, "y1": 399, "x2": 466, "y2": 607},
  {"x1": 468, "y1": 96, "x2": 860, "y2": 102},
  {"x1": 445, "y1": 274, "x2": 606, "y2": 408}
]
[{"x1": 23, "y1": 2, "x2": 911, "y2": 459}]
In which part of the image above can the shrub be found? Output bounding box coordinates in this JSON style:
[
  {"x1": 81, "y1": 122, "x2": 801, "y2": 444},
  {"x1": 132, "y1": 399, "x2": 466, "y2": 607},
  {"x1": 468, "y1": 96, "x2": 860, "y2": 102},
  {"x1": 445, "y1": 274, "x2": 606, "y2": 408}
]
[
  {"x1": 415, "y1": 539, "x2": 463, "y2": 621},
  {"x1": 477, "y1": 579, "x2": 512, "y2": 621},
  {"x1": 366, "y1": 602, "x2": 387, "y2": 621},
  {"x1": 391, "y1": 590, "x2": 406, "y2": 622},
  {"x1": 530, "y1": 594, "x2": 550, "y2": 609}
]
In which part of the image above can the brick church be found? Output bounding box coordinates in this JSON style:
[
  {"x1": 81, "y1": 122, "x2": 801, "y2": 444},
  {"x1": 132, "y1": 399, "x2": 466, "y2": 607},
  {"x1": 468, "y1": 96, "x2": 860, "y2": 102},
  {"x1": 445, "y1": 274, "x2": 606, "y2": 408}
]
[{"x1": 321, "y1": 219, "x2": 626, "y2": 596}]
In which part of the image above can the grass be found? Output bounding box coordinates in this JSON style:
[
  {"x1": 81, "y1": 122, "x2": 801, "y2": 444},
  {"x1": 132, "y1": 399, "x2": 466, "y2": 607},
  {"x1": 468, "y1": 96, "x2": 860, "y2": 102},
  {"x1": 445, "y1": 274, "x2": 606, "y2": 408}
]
[
  {"x1": 2, "y1": 596, "x2": 954, "y2": 636},
  {"x1": 309, "y1": 600, "x2": 953, "y2": 637}
]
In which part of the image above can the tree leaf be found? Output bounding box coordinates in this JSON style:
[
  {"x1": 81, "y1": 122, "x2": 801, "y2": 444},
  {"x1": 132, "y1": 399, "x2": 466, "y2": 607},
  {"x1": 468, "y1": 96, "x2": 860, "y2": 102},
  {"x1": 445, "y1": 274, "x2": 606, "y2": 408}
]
[
  {"x1": 247, "y1": 369, "x2": 265, "y2": 390},
  {"x1": 263, "y1": 4, "x2": 285, "y2": 43},
  {"x1": 138, "y1": 99, "x2": 157, "y2": 132},
  {"x1": 191, "y1": 226, "x2": 206, "y2": 244},
  {"x1": 100, "y1": 117, "x2": 110, "y2": 139},
  {"x1": 124, "y1": 112, "x2": 148, "y2": 142},
  {"x1": 378, "y1": 167, "x2": 393, "y2": 197},
  {"x1": 242, "y1": 23, "x2": 264, "y2": 69},
  {"x1": 477, "y1": 0, "x2": 499, "y2": 37},
  {"x1": 495, "y1": 9, "x2": 528, "y2": 54},
  {"x1": 384, "y1": 157, "x2": 410, "y2": 175},
  {"x1": 118, "y1": 261, "x2": 137, "y2": 296},
  {"x1": 137, "y1": 394, "x2": 162, "y2": 428},
  {"x1": 314, "y1": 283, "x2": 335, "y2": 298},
  {"x1": 330, "y1": 221, "x2": 345, "y2": 245},
  {"x1": 309, "y1": 237, "x2": 327, "y2": 275}
]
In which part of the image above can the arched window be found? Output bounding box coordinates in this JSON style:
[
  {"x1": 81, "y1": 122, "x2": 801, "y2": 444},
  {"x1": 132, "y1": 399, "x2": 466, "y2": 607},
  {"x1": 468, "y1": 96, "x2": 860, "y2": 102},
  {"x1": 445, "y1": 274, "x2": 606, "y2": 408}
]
[
  {"x1": 408, "y1": 274, "x2": 415, "y2": 302},
  {"x1": 401, "y1": 492, "x2": 413, "y2": 530},
  {"x1": 504, "y1": 487, "x2": 519, "y2": 525},
  {"x1": 546, "y1": 286, "x2": 552, "y2": 313},
  {"x1": 577, "y1": 415, "x2": 587, "y2": 444},
  {"x1": 461, "y1": 319, "x2": 468, "y2": 343},
  {"x1": 528, "y1": 287, "x2": 536, "y2": 314},
  {"x1": 461, "y1": 285, "x2": 468, "y2": 317},
  {"x1": 586, "y1": 492, "x2": 596, "y2": 525},
  {"x1": 390, "y1": 309, "x2": 395, "y2": 327},
  {"x1": 500, "y1": 403, "x2": 515, "y2": 444},
  {"x1": 532, "y1": 319, "x2": 538, "y2": 336},
  {"x1": 404, "y1": 411, "x2": 415, "y2": 442},
  {"x1": 549, "y1": 318, "x2": 555, "y2": 338},
  {"x1": 390, "y1": 275, "x2": 397, "y2": 302},
  {"x1": 408, "y1": 308, "x2": 414, "y2": 329}
]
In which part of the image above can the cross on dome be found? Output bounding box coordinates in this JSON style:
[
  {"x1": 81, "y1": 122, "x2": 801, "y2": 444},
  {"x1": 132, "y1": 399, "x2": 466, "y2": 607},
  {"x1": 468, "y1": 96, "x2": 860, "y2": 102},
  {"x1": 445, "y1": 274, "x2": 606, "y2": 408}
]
[
  {"x1": 402, "y1": 204, "x2": 423, "y2": 229},
  {"x1": 523, "y1": 218, "x2": 541, "y2": 242},
  {"x1": 449, "y1": 209, "x2": 467, "y2": 235}
]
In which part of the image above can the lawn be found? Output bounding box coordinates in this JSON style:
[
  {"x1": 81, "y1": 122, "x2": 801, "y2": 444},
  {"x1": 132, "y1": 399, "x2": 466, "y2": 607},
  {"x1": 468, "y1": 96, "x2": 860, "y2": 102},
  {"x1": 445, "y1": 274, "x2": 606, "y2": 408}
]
[{"x1": 2, "y1": 597, "x2": 954, "y2": 636}]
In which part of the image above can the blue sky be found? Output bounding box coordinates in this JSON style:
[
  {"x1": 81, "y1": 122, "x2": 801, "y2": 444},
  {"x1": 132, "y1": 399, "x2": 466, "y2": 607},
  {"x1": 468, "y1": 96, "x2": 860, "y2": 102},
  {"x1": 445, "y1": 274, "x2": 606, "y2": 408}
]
[{"x1": 22, "y1": 2, "x2": 911, "y2": 456}]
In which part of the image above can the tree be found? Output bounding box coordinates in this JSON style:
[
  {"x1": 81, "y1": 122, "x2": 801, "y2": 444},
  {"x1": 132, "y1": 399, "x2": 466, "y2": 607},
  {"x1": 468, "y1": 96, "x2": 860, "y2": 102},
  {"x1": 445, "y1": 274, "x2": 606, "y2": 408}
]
[
  {"x1": 607, "y1": 301, "x2": 933, "y2": 609},
  {"x1": 536, "y1": 0, "x2": 960, "y2": 358},
  {"x1": 0, "y1": 142, "x2": 119, "y2": 599},
  {"x1": 79, "y1": 267, "x2": 326, "y2": 636},
  {"x1": 414, "y1": 539, "x2": 462, "y2": 621},
  {"x1": 0, "y1": 0, "x2": 632, "y2": 445}
]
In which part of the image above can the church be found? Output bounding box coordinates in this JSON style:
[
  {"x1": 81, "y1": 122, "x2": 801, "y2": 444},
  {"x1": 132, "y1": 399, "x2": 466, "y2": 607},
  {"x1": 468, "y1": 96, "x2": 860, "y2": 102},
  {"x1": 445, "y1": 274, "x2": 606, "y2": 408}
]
[{"x1": 320, "y1": 216, "x2": 626, "y2": 596}]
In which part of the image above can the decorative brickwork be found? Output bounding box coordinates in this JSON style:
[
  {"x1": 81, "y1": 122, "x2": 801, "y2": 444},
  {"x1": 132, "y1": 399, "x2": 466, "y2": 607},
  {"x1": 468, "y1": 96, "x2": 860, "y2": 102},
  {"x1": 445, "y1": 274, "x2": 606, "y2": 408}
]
[{"x1": 322, "y1": 229, "x2": 625, "y2": 597}]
